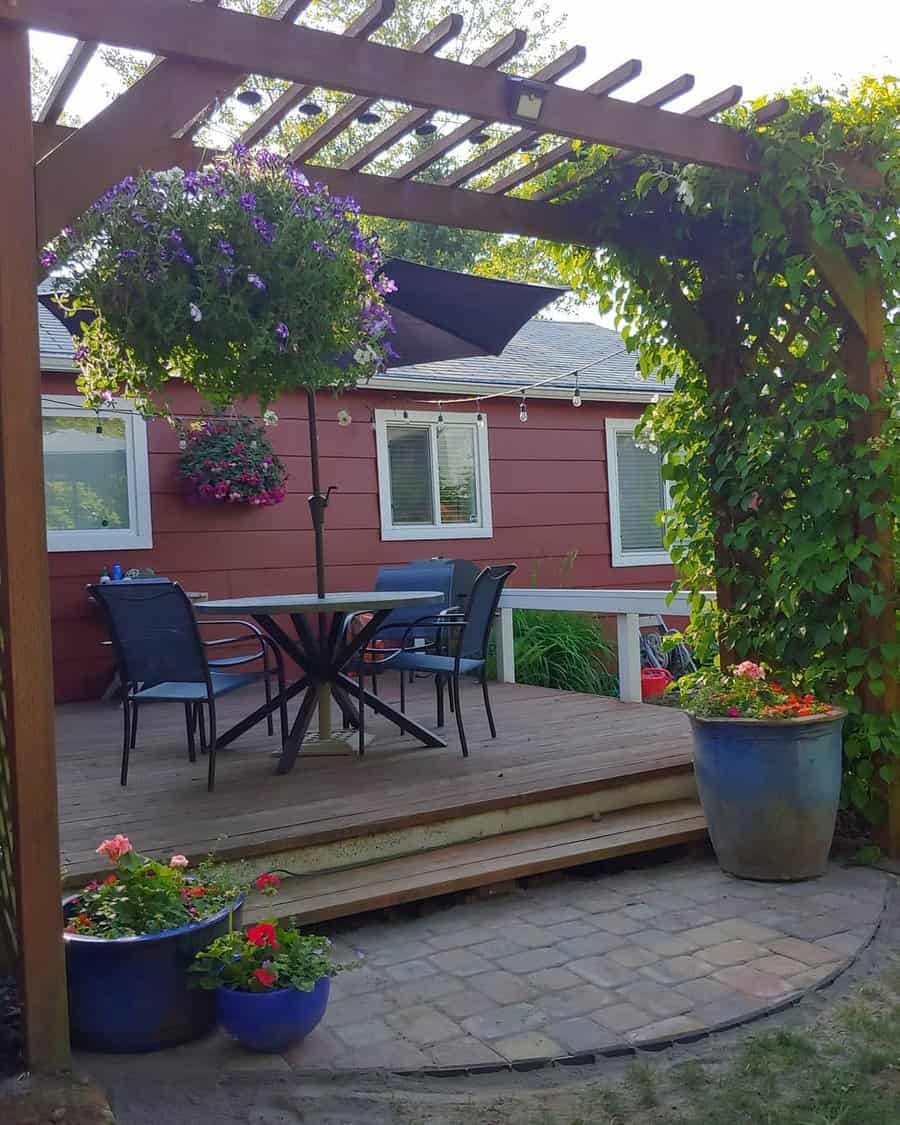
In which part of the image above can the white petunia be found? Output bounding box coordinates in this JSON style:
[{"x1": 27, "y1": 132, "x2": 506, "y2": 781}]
[{"x1": 189, "y1": 302, "x2": 202, "y2": 322}]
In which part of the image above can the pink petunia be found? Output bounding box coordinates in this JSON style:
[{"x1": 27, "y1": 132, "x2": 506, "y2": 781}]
[{"x1": 727, "y1": 706, "x2": 741, "y2": 718}]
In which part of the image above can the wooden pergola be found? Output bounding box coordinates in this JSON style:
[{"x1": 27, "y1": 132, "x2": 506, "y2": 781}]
[{"x1": 0, "y1": 0, "x2": 890, "y2": 1072}]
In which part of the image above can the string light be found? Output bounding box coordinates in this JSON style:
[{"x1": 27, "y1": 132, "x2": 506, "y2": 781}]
[
  {"x1": 475, "y1": 399, "x2": 485, "y2": 428},
  {"x1": 519, "y1": 391, "x2": 528, "y2": 423},
  {"x1": 572, "y1": 371, "x2": 583, "y2": 408}
]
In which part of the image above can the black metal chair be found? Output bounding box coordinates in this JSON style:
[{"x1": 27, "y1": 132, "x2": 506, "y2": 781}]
[
  {"x1": 372, "y1": 564, "x2": 516, "y2": 757},
  {"x1": 89, "y1": 580, "x2": 286, "y2": 791}
]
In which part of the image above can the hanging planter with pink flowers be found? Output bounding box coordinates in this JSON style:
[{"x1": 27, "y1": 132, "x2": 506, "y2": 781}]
[{"x1": 176, "y1": 415, "x2": 287, "y2": 507}]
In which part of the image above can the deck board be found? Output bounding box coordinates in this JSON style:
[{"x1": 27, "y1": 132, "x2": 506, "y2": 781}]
[{"x1": 56, "y1": 678, "x2": 693, "y2": 881}]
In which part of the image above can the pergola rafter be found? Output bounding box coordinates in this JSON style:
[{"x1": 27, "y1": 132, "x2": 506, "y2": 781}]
[{"x1": 0, "y1": 0, "x2": 892, "y2": 1080}]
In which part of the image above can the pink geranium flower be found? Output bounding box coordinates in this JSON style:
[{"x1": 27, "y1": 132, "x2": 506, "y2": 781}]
[
  {"x1": 95, "y1": 834, "x2": 133, "y2": 863},
  {"x1": 170, "y1": 854, "x2": 189, "y2": 868},
  {"x1": 734, "y1": 661, "x2": 764, "y2": 680},
  {"x1": 727, "y1": 706, "x2": 741, "y2": 718}
]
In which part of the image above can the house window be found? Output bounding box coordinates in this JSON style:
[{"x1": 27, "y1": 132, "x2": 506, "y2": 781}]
[
  {"x1": 375, "y1": 410, "x2": 493, "y2": 541},
  {"x1": 42, "y1": 396, "x2": 153, "y2": 552},
  {"x1": 605, "y1": 417, "x2": 670, "y2": 567}
]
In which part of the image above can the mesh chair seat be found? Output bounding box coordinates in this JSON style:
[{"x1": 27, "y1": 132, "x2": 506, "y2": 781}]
[
  {"x1": 132, "y1": 671, "x2": 260, "y2": 703},
  {"x1": 385, "y1": 652, "x2": 483, "y2": 677}
]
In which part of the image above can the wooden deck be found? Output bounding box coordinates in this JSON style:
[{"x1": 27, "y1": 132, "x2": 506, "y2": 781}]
[{"x1": 56, "y1": 678, "x2": 698, "y2": 896}]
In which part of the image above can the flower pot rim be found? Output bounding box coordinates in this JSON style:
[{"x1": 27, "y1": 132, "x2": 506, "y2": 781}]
[
  {"x1": 62, "y1": 893, "x2": 244, "y2": 945},
  {"x1": 217, "y1": 978, "x2": 329, "y2": 998},
  {"x1": 689, "y1": 706, "x2": 846, "y2": 728}
]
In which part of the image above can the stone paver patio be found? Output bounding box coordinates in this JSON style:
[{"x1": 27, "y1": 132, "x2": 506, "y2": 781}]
[{"x1": 83, "y1": 854, "x2": 889, "y2": 1073}]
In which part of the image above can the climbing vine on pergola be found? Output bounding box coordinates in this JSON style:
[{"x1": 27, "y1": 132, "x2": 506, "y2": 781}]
[{"x1": 552, "y1": 78, "x2": 900, "y2": 827}]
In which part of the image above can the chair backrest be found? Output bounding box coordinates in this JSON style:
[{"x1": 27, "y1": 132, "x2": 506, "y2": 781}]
[
  {"x1": 374, "y1": 562, "x2": 450, "y2": 643},
  {"x1": 459, "y1": 565, "x2": 516, "y2": 660},
  {"x1": 89, "y1": 580, "x2": 209, "y2": 686}
]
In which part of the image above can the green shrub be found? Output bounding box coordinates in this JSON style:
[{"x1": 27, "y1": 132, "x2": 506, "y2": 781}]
[{"x1": 489, "y1": 609, "x2": 618, "y2": 697}]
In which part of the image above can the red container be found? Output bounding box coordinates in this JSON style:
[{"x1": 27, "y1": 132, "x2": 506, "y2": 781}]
[{"x1": 641, "y1": 667, "x2": 673, "y2": 700}]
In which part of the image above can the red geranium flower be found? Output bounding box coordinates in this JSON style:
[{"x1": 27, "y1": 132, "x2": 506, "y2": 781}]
[
  {"x1": 254, "y1": 873, "x2": 281, "y2": 892},
  {"x1": 186, "y1": 885, "x2": 206, "y2": 898},
  {"x1": 253, "y1": 967, "x2": 276, "y2": 988},
  {"x1": 103, "y1": 874, "x2": 117, "y2": 886},
  {"x1": 246, "y1": 922, "x2": 279, "y2": 949}
]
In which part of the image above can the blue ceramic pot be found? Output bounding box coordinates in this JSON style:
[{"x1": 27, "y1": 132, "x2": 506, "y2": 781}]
[
  {"x1": 216, "y1": 978, "x2": 331, "y2": 1052},
  {"x1": 63, "y1": 896, "x2": 243, "y2": 1052},
  {"x1": 690, "y1": 710, "x2": 845, "y2": 881}
]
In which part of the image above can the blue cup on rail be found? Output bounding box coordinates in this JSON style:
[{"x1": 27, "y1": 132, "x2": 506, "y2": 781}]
[{"x1": 110, "y1": 562, "x2": 124, "y2": 581}]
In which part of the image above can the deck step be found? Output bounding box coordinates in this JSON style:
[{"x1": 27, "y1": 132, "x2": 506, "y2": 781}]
[{"x1": 246, "y1": 798, "x2": 707, "y2": 925}]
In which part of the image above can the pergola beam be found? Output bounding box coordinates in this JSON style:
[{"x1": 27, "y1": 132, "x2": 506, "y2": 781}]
[
  {"x1": 183, "y1": 0, "x2": 314, "y2": 139},
  {"x1": 35, "y1": 39, "x2": 97, "y2": 124},
  {"x1": 488, "y1": 71, "x2": 696, "y2": 197},
  {"x1": 437, "y1": 59, "x2": 642, "y2": 189},
  {"x1": 31, "y1": 121, "x2": 601, "y2": 247},
  {"x1": 239, "y1": 0, "x2": 394, "y2": 150},
  {"x1": 289, "y1": 13, "x2": 464, "y2": 164},
  {"x1": 339, "y1": 28, "x2": 527, "y2": 172},
  {"x1": 2, "y1": 0, "x2": 771, "y2": 176},
  {"x1": 392, "y1": 44, "x2": 587, "y2": 182}
]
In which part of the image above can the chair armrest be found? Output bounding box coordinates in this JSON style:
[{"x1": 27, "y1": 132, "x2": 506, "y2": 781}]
[{"x1": 199, "y1": 618, "x2": 267, "y2": 649}]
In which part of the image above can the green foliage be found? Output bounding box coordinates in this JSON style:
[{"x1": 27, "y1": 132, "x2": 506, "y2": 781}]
[
  {"x1": 191, "y1": 921, "x2": 351, "y2": 992},
  {"x1": 46, "y1": 149, "x2": 394, "y2": 416},
  {"x1": 66, "y1": 843, "x2": 242, "y2": 939},
  {"x1": 489, "y1": 609, "x2": 618, "y2": 697},
  {"x1": 552, "y1": 77, "x2": 900, "y2": 822}
]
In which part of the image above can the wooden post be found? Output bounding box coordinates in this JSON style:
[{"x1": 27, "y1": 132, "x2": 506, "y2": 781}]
[
  {"x1": 840, "y1": 278, "x2": 900, "y2": 855},
  {"x1": 0, "y1": 25, "x2": 70, "y2": 1069}
]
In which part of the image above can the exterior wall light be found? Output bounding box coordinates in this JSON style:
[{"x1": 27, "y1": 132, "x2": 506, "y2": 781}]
[{"x1": 505, "y1": 76, "x2": 547, "y2": 122}]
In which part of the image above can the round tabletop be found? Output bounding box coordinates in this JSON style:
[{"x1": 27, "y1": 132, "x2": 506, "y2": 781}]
[{"x1": 195, "y1": 590, "x2": 445, "y2": 615}]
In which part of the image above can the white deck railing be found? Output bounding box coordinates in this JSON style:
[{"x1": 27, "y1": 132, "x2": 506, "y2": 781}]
[{"x1": 495, "y1": 588, "x2": 702, "y2": 703}]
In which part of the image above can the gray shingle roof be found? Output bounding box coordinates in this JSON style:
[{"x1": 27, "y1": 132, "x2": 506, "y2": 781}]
[
  {"x1": 37, "y1": 302, "x2": 672, "y2": 397},
  {"x1": 378, "y1": 319, "x2": 673, "y2": 396}
]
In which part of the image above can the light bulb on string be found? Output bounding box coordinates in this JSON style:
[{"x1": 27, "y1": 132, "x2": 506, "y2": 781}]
[
  {"x1": 519, "y1": 392, "x2": 528, "y2": 424},
  {"x1": 437, "y1": 405, "x2": 445, "y2": 434},
  {"x1": 572, "y1": 372, "x2": 583, "y2": 408},
  {"x1": 475, "y1": 399, "x2": 485, "y2": 428}
]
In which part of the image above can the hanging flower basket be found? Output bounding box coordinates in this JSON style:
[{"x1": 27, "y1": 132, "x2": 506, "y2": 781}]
[
  {"x1": 177, "y1": 415, "x2": 287, "y2": 506},
  {"x1": 44, "y1": 146, "x2": 397, "y2": 417}
]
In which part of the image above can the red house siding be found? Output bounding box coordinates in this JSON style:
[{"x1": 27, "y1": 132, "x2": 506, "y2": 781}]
[{"x1": 43, "y1": 373, "x2": 674, "y2": 701}]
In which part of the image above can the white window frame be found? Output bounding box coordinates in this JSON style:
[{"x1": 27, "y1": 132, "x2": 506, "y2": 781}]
[
  {"x1": 375, "y1": 409, "x2": 493, "y2": 541},
  {"x1": 605, "y1": 417, "x2": 671, "y2": 568},
  {"x1": 42, "y1": 395, "x2": 153, "y2": 553}
]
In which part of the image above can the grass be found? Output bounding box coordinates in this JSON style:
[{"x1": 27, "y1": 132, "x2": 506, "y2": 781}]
[{"x1": 487, "y1": 609, "x2": 618, "y2": 697}]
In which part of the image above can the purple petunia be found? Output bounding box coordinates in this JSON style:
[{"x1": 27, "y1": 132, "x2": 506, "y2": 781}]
[
  {"x1": 183, "y1": 171, "x2": 200, "y2": 196},
  {"x1": 74, "y1": 345, "x2": 89, "y2": 363},
  {"x1": 252, "y1": 214, "x2": 275, "y2": 243},
  {"x1": 255, "y1": 149, "x2": 282, "y2": 170},
  {"x1": 311, "y1": 240, "x2": 336, "y2": 260},
  {"x1": 216, "y1": 240, "x2": 235, "y2": 257},
  {"x1": 174, "y1": 249, "x2": 194, "y2": 264},
  {"x1": 168, "y1": 229, "x2": 184, "y2": 245},
  {"x1": 247, "y1": 272, "x2": 267, "y2": 291},
  {"x1": 239, "y1": 192, "x2": 257, "y2": 212},
  {"x1": 118, "y1": 249, "x2": 139, "y2": 261},
  {"x1": 275, "y1": 322, "x2": 289, "y2": 341},
  {"x1": 39, "y1": 249, "x2": 57, "y2": 269}
]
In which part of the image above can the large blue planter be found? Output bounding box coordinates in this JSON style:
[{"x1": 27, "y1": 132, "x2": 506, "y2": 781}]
[
  {"x1": 690, "y1": 710, "x2": 845, "y2": 881},
  {"x1": 63, "y1": 897, "x2": 243, "y2": 1052},
  {"x1": 216, "y1": 978, "x2": 331, "y2": 1052}
]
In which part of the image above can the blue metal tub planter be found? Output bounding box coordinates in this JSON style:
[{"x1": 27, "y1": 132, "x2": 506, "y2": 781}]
[
  {"x1": 191, "y1": 921, "x2": 351, "y2": 1053},
  {"x1": 690, "y1": 709, "x2": 846, "y2": 881},
  {"x1": 63, "y1": 836, "x2": 245, "y2": 1052}
]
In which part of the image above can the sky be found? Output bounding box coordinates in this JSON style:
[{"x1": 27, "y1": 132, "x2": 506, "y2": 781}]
[{"x1": 29, "y1": 0, "x2": 899, "y2": 323}]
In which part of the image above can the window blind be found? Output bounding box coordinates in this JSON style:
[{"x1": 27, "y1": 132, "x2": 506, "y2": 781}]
[
  {"x1": 615, "y1": 431, "x2": 665, "y2": 552},
  {"x1": 437, "y1": 427, "x2": 477, "y2": 524},
  {"x1": 386, "y1": 425, "x2": 434, "y2": 525}
]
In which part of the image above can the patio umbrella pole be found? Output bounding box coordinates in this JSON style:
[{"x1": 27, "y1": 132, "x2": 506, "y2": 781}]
[{"x1": 306, "y1": 387, "x2": 334, "y2": 742}]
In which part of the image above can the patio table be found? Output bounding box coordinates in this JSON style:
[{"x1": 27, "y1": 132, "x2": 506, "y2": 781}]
[{"x1": 195, "y1": 591, "x2": 446, "y2": 772}]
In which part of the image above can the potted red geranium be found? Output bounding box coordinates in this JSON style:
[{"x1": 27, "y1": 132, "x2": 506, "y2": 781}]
[
  {"x1": 63, "y1": 834, "x2": 259, "y2": 1051},
  {"x1": 190, "y1": 919, "x2": 351, "y2": 1052},
  {"x1": 677, "y1": 662, "x2": 845, "y2": 881}
]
